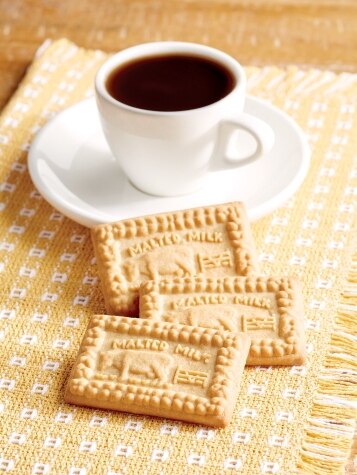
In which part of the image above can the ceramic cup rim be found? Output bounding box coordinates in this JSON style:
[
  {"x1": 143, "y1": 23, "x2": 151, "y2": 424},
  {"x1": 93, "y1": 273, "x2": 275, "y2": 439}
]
[{"x1": 95, "y1": 41, "x2": 246, "y2": 116}]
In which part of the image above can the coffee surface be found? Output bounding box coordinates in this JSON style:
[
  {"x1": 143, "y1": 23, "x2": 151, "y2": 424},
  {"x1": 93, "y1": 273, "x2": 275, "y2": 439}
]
[{"x1": 106, "y1": 54, "x2": 236, "y2": 111}]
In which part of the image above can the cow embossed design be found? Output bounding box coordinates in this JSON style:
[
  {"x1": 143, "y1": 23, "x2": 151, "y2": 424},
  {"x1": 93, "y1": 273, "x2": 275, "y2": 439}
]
[
  {"x1": 123, "y1": 246, "x2": 196, "y2": 282},
  {"x1": 164, "y1": 305, "x2": 238, "y2": 332},
  {"x1": 98, "y1": 349, "x2": 173, "y2": 381}
]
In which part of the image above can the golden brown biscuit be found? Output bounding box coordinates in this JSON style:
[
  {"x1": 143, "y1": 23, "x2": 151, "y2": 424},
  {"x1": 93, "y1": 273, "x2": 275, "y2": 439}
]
[
  {"x1": 91, "y1": 202, "x2": 259, "y2": 316},
  {"x1": 139, "y1": 275, "x2": 306, "y2": 366},
  {"x1": 64, "y1": 315, "x2": 251, "y2": 427}
]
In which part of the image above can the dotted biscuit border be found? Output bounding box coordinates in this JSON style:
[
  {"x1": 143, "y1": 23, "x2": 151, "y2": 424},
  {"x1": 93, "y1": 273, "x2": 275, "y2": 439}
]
[
  {"x1": 91, "y1": 202, "x2": 259, "y2": 315},
  {"x1": 67, "y1": 315, "x2": 247, "y2": 419},
  {"x1": 140, "y1": 276, "x2": 305, "y2": 363}
]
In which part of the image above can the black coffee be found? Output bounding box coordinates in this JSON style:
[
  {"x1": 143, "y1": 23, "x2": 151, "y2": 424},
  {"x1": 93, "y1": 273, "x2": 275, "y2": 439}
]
[{"x1": 106, "y1": 54, "x2": 236, "y2": 112}]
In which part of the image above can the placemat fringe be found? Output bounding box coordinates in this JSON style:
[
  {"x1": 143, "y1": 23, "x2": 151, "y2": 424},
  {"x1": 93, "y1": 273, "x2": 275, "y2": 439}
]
[{"x1": 298, "y1": 254, "x2": 357, "y2": 475}]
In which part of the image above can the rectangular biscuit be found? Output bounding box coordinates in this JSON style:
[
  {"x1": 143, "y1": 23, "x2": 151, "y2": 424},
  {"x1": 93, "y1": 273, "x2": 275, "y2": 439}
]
[
  {"x1": 91, "y1": 202, "x2": 259, "y2": 316},
  {"x1": 139, "y1": 276, "x2": 306, "y2": 366},
  {"x1": 64, "y1": 315, "x2": 251, "y2": 427}
]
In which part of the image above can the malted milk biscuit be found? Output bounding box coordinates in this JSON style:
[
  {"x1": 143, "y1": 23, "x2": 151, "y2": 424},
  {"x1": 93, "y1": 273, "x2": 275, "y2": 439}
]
[
  {"x1": 91, "y1": 202, "x2": 259, "y2": 316},
  {"x1": 139, "y1": 275, "x2": 306, "y2": 365},
  {"x1": 64, "y1": 315, "x2": 251, "y2": 427}
]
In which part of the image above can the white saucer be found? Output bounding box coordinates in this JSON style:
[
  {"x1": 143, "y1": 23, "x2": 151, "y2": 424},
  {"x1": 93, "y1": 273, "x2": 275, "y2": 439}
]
[{"x1": 28, "y1": 97, "x2": 310, "y2": 227}]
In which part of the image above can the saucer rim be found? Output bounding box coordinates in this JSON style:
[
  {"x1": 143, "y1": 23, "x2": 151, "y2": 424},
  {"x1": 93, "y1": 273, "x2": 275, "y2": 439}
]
[{"x1": 28, "y1": 96, "x2": 310, "y2": 227}]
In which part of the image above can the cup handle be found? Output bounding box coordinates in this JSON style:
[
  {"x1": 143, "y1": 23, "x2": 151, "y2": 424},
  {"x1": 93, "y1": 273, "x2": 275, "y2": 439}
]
[{"x1": 210, "y1": 113, "x2": 275, "y2": 171}]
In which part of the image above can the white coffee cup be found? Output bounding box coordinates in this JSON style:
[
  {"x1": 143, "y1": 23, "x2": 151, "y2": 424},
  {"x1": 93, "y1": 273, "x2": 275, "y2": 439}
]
[{"x1": 95, "y1": 42, "x2": 274, "y2": 197}]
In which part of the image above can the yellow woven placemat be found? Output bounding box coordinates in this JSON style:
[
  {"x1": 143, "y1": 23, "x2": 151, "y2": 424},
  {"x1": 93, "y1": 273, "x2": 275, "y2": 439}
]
[{"x1": 0, "y1": 39, "x2": 356, "y2": 475}]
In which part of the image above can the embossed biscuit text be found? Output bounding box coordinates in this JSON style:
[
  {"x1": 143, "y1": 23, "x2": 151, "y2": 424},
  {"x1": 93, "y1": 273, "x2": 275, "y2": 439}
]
[
  {"x1": 233, "y1": 295, "x2": 272, "y2": 309},
  {"x1": 174, "y1": 344, "x2": 211, "y2": 363},
  {"x1": 112, "y1": 338, "x2": 169, "y2": 351},
  {"x1": 171, "y1": 294, "x2": 228, "y2": 309}
]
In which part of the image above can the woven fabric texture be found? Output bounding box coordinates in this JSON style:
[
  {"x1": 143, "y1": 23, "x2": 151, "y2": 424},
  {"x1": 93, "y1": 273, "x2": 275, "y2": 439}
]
[{"x1": 0, "y1": 39, "x2": 356, "y2": 475}]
